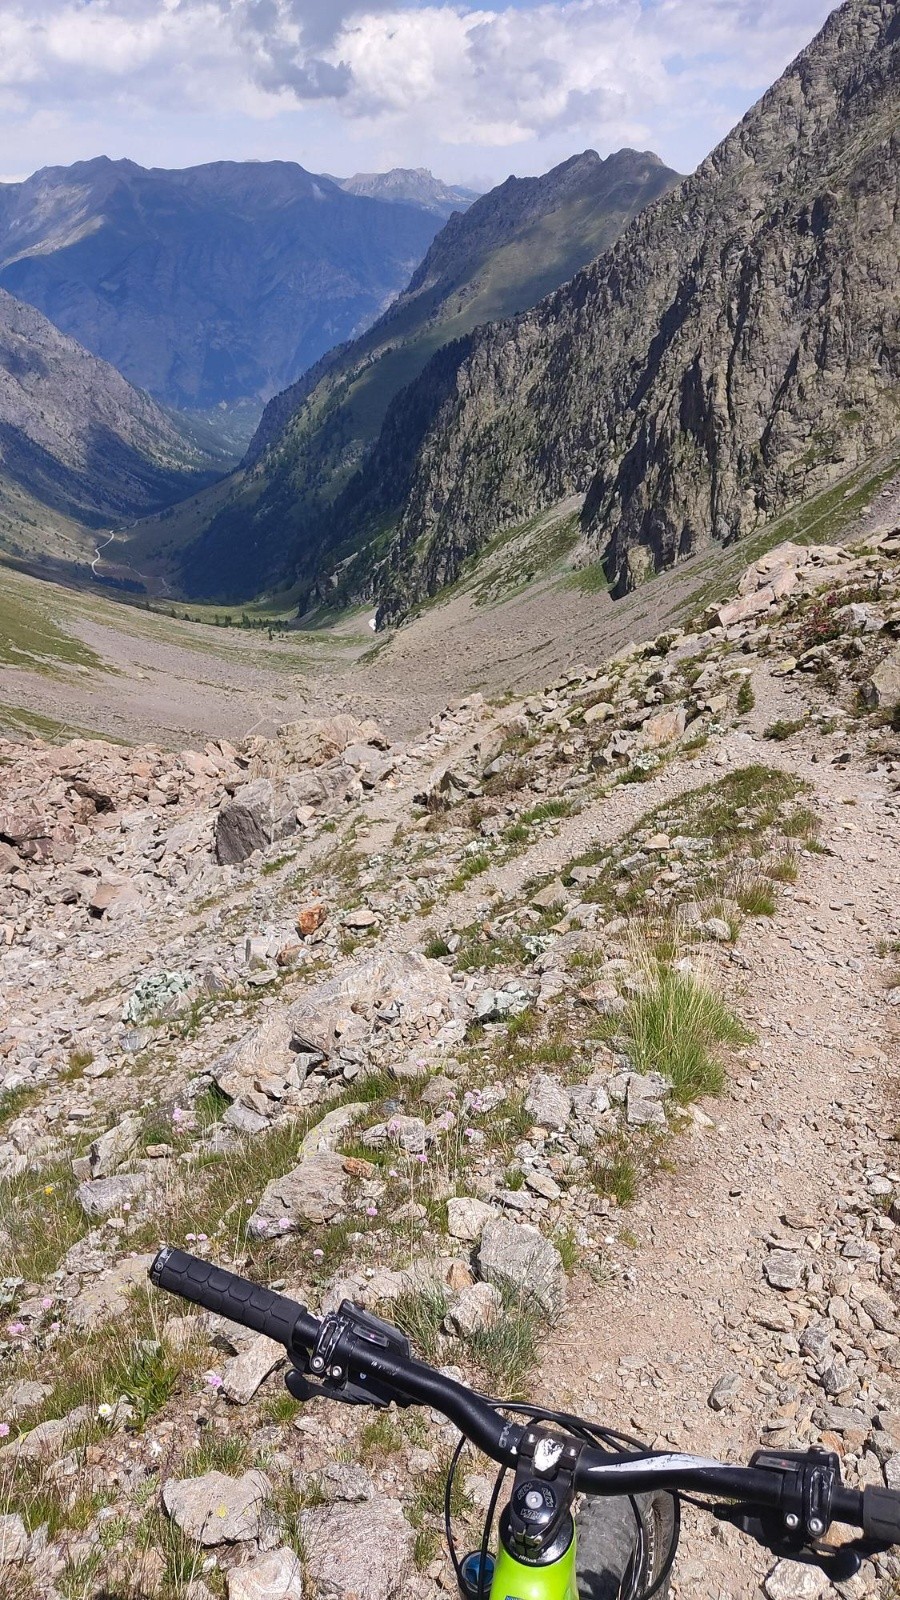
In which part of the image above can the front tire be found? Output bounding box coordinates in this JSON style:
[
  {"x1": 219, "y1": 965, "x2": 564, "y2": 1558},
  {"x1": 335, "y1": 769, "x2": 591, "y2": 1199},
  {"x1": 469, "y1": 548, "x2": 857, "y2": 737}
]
[{"x1": 576, "y1": 1490, "x2": 677, "y2": 1599}]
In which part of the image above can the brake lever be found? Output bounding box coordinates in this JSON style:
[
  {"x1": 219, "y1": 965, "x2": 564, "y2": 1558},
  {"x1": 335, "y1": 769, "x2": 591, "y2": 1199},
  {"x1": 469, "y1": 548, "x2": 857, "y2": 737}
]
[
  {"x1": 285, "y1": 1363, "x2": 411, "y2": 1408},
  {"x1": 715, "y1": 1506, "x2": 870, "y2": 1582},
  {"x1": 284, "y1": 1299, "x2": 414, "y2": 1410}
]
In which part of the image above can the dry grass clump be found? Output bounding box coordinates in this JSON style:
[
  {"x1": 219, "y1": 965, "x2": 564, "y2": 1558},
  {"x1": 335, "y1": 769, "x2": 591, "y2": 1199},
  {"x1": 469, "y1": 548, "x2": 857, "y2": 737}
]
[{"x1": 615, "y1": 939, "x2": 752, "y2": 1103}]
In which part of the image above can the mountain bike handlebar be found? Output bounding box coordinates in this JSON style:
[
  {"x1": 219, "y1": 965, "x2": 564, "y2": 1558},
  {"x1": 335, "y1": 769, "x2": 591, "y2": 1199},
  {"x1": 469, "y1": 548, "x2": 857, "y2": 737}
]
[{"x1": 149, "y1": 1247, "x2": 900, "y2": 1546}]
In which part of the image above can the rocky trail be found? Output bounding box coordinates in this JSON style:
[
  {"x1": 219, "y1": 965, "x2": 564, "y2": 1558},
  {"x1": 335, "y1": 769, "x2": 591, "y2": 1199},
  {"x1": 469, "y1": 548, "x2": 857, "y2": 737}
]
[
  {"x1": 543, "y1": 744, "x2": 900, "y2": 1600},
  {"x1": 0, "y1": 528, "x2": 899, "y2": 1600}
]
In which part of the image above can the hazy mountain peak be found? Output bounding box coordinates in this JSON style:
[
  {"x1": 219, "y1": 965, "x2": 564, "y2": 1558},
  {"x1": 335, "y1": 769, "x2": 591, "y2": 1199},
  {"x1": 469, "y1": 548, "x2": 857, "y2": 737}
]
[
  {"x1": 338, "y1": 167, "x2": 479, "y2": 217},
  {"x1": 0, "y1": 158, "x2": 446, "y2": 412},
  {"x1": 171, "y1": 144, "x2": 681, "y2": 601}
]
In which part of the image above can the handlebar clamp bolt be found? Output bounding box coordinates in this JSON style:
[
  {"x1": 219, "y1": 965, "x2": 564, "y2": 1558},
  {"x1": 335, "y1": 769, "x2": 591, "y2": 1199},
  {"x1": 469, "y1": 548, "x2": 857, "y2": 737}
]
[
  {"x1": 311, "y1": 1356, "x2": 324, "y2": 1372},
  {"x1": 784, "y1": 1513, "x2": 799, "y2": 1531},
  {"x1": 808, "y1": 1517, "x2": 824, "y2": 1537},
  {"x1": 330, "y1": 1366, "x2": 343, "y2": 1380}
]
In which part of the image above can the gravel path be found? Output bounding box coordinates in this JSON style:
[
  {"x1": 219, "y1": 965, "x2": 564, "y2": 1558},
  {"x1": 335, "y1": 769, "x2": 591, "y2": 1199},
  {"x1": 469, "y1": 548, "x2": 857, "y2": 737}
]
[
  {"x1": 532, "y1": 716, "x2": 900, "y2": 1597},
  {"x1": 344, "y1": 632, "x2": 900, "y2": 1598}
]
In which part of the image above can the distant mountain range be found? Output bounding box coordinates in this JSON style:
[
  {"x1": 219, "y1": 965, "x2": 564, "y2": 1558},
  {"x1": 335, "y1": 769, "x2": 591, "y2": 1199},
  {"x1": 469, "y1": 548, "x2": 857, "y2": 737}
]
[
  {"x1": 336, "y1": 168, "x2": 480, "y2": 218},
  {"x1": 13, "y1": 0, "x2": 893, "y2": 641},
  {"x1": 360, "y1": 0, "x2": 900, "y2": 621},
  {"x1": 0, "y1": 158, "x2": 449, "y2": 416},
  {"x1": 169, "y1": 148, "x2": 681, "y2": 601},
  {"x1": 0, "y1": 287, "x2": 219, "y2": 547}
]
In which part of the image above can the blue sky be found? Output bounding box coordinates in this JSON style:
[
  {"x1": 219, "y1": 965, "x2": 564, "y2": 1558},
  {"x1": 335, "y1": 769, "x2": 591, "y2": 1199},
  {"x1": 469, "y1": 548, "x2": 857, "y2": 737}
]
[{"x1": 0, "y1": 0, "x2": 838, "y2": 188}]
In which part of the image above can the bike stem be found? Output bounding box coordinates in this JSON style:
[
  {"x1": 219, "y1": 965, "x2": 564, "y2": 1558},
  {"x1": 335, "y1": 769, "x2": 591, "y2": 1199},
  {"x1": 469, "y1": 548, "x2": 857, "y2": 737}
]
[{"x1": 498, "y1": 1426, "x2": 581, "y2": 1567}]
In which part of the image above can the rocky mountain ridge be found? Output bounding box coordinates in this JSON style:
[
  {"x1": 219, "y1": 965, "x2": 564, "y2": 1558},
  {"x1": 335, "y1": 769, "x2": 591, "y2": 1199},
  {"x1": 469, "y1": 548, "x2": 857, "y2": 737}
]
[
  {"x1": 356, "y1": 0, "x2": 900, "y2": 622},
  {"x1": 336, "y1": 168, "x2": 479, "y2": 218},
  {"x1": 0, "y1": 514, "x2": 898, "y2": 1597},
  {"x1": 171, "y1": 148, "x2": 680, "y2": 602},
  {"x1": 0, "y1": 158, "x2": 445, "y2": 415},
  {"x1": 0, "y1": 287, "x2": 220, "y2": 535}
]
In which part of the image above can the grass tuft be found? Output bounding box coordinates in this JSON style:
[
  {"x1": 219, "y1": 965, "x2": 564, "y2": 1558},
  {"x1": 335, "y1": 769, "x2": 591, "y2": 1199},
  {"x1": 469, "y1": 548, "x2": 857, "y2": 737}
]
[
  {"x1": 466, "y1": 1284, "x2": 545, "y2": 1398},
  {"x1": 590, "y1": 1143, "x2": 638, "y2": 1208},
  {"x1": 767, "y1": 854, "x2": 799, "y2": 884},
  {"x1": 447, "y1": 853, "x2": 491, "y2": 892},
  {"x1": 0, "y1": 1159, "x2": 88, "y2": 1287},
  {"x1": 764, "y1": 716, "x2": 807, "y2": 741},
  {"x1": 736, "y1": 877, "x2": 777, "y2": 916},
  {"x1": 392, "y1": 1281, "x2": 449, "y2": 1362},
  {"x1": 618, "y1": 956, "x2": 752, "y2": 1103},
  {"x1": 183, "y1": 1434, "x2": 251, "y2": 1477}
]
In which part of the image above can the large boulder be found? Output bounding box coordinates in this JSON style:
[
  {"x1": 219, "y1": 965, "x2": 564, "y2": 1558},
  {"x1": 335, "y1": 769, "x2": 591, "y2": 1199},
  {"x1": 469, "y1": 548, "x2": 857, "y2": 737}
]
[
  {"x1": 446, "y1": 1196, "x2": 496, "y2": 1243},
  {"x1": 284, "y1": 766, "x2": 353, "y2": 813},
  {"x1": 68, "y1": 1253, "x2": 156, "y2": 1331},
  {"x1": 300, "y1": 1494, "x2": 413, "y2": 1600},
  {"x1": 88, "y1": 1112, "x2": 142, "y2": 1178},
  {"x1": 288, "y1": 950, "x2": 455, "y2": 1056},
  {"x1": 477, "y1": 1218, "x2": 567, "y2": 1319},
  {"x1": 445, "y1": 1281, "x2": 502, "y2": 1337},
  {"x1": 524, "y1": 1073, "x2": 571, "y2": 1130},
  {"x1": 299, "y1": 1103, "x2": 367, "y2": 1158},
  {"x1": 222, "y1": 1334, "x2": 284, "y2": 1404},
  {"x1": 76, "y1": 1172, "x2": 148, "y2": 1221},
  {"x1": 861, "y1": 643, "x2": 900, "y2": 710},
  {"x1": 88, "y1": 879, "x2": 143, "y2": 920},
  {"x1": 227, "y1": 1548, "x2": 304, "y2": 1600},
  {"x1": 716, "y1": 588, "x2": 779, "y2": 629},
  {"x1": 215, "y1": 779, "x2": 291, "y2": 865},
  {"x1": 763, "y1": 1558, "x2": 829, "y2": 1599},
  {"x1": 0, "y1": 1514, "x2": 28, "y2": 1563},
  {"x1": 641, "y1": 707, "x2": 687, "y2": 748},
  {"x1": 212, "y1": 1012, "x2": 307, "y2": 1111},
  {"x1": 247, "y1": 715, "x2": 387, "y2": 775},
  {"x1": 247, "y1": 1152, "x2": 351, "y2": 1238}
]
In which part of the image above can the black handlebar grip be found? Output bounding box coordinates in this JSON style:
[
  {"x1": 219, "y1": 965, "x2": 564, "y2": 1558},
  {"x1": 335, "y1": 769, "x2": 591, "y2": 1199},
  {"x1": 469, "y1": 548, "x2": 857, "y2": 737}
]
[
  {"x1": 862, "y1": 1486, "x2": 900, "y2": 1544},
  {"x1": 149, "y1": 1246, "x2": 316, "y2": 1352}
]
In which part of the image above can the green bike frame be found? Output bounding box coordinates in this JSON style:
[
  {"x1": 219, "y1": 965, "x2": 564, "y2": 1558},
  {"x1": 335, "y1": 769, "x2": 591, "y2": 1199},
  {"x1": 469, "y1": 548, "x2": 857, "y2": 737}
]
[{"x1": 488, "y1": 1527, "x2": 578, "y2": 1600}]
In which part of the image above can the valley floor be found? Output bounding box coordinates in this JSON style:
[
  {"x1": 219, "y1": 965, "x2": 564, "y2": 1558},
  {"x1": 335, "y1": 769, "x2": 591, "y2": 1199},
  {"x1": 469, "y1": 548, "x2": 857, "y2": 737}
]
[{"x1": 4, "y1": 452, "x2": 900, "y2": 751}]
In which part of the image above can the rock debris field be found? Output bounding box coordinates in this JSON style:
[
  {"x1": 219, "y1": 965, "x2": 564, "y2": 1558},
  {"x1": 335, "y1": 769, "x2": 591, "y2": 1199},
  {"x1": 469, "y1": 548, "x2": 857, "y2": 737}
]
[{"x1": 0, "y1": 526, "x2": 899, "y2": 1600}]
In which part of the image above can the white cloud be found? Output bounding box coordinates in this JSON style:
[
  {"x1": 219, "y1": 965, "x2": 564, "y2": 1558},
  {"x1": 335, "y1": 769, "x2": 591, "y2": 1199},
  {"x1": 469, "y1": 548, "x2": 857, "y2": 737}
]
[
  {"x1": 330, "y1": 0, "x2": 837, "y2": 154},
  {"x1": 0, "y1": 0, "x2": 839, "y2": 180}
]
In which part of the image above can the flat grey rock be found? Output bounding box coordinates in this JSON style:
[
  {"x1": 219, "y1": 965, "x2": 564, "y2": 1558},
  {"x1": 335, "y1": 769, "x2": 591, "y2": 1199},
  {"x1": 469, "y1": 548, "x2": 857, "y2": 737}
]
[
  {"x1": 477, "y1": 1217, "x2": 567, "y2": 1319},
  {"x1": 76, "y1": 1171, "x2": 148, "y2": 1220},
  {"x1": 226, "y1": 1547, "x2": 304, "y2": 1600},
  {"x1": 162, "y1": 1470, "x2": 270, "y2": 1546}
]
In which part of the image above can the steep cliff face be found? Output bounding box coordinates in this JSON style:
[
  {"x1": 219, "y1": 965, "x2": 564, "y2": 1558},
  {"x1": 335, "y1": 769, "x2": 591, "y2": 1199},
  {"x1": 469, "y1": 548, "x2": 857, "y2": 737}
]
[
  {"x1": 175, "y1": 148, "x2": 680, "y2": 600},
  {"x1": 0, "y1": 159, "x2": 443, "y2": 413},
  {"x1": 374, "y1": 0, "x2": 900, "y2": 618},
  {"x1": 0, "y1": 288, "x2": 218, "y2": 528}
]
